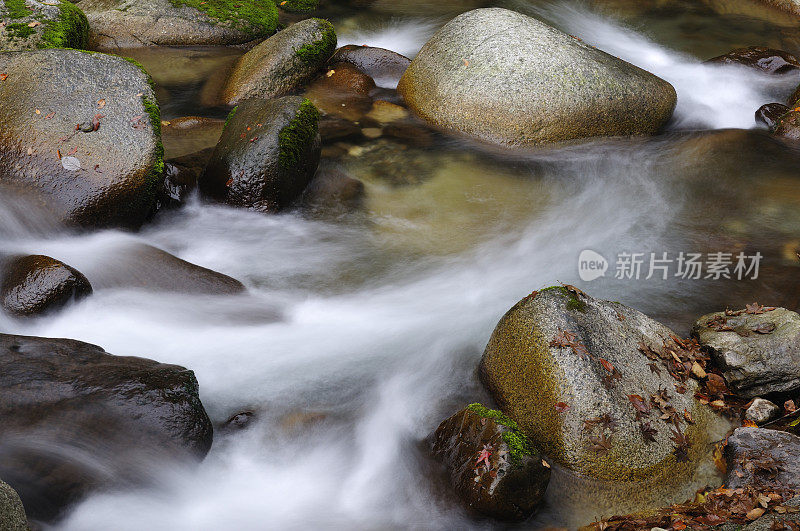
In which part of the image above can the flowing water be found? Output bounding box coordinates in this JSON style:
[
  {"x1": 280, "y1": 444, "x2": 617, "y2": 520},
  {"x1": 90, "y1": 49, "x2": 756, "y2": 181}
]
[{"x1": 4, "y1": 0, "x2": 800, "y2": 529}]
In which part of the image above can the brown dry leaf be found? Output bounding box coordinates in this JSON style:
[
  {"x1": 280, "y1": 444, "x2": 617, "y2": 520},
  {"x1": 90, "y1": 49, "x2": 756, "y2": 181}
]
[
  {"x1": 710, "y1": 399, "x2": 726, "y2": 408},
  {"x1": 746, "y1": 507, "x2": 765, "y2": 520},
  {"x1": 35, "y1": 109, "x2": 41, "y2": 115},
  {"x1": 786, "y1": 400, "x2": 797, "y2": 413},
  {"x1": 97, "y1": 98, "x2": 106, "y2": 109},
  {"x1": 691, "y1": 361, "x2": 707, "y2": 379},
  {"x1": 325, "y1": 69, "x2": 335, "y2": 77},
  {"x1": 27, "y1": 21, "x2": 41, "y2": 27},
  {"x1": 0, "y1": 73, "x2": 7, "y2": 81}
]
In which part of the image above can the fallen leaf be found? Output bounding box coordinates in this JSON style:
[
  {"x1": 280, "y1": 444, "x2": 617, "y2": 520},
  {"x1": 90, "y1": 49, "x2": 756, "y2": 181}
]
[
  {"x1": 746, "y1": 507, "x2": 765, "y2": 520},
  {"x1": 44, "y1": 111, "x2": 55, "y2": 120},
  {"x1": 326, "y1": 69, "x2": 335, "y2": 77},
  {"x1": 35, "y1": 109, "x2": 41, "y2": 115},
  {"x1": 27, "y1": 21, "x2": 41, "y2": 28},
  {"x1": 0, "y1": 73, "x2": 7, "y2": 81},
  {"x1": 61, "y1": 156, "x2": 81, "y2": 171},
  {"x1": 786, "y1": 400, "x2": 797, "y2": 413},
  {"x1": 26, "y1": 147, "x2": 33, "y2": 155},
  {"x1": 691, "y1": 361, "x2": 707, "y2": 379},
  {"x1": 554, "y1": 402, "x2": 570, "y2": 413},
  {"x1": 97, "y1": 98, "x2": 106, "y2": 109}
]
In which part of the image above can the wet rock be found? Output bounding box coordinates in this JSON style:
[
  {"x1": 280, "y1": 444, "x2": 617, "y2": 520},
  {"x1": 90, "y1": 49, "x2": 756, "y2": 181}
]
[
  {"x1": 217, "y1": 18, "x2": 336, "y2": 106},
  {"x1": 755, "y1": 102, "x2": 790, "y2": 128},
  {"x1": 706, "y1": 46, "x2": 800, "y2": 74},
  {"x1": 773, "y1": 110, "x2": 800, "y2": 140},
  {"x1": 1, "y1": 254, "x2": 92, "y2": 317},
  {"x1": 158, "y1": 161, "x2": 198, "y2": 209},
  {"x1": 725, "y1": 427, "x2": 800, "y2": 491},
  {"x1": 200, "y1": 97, "x2": 321, "y2": 212},
  {"x1": 0, "y1": 479, "x2": 26, "y2": 531},
  {"x1": 221, "y1": 411, "x2": 255, "y2": 432},
  {"x1": 330, "y1": 44, "x2": 410, "y2": 87},
  {"x1": 479, "y1": 287, "x2": 711, "y2": 482},
  {"x1": 430, "y1": 403, "x2": 550, "y2": 522},
  {"x1": 365, "y1": 100, "x2": 409, "y2": 124},
  {"x1": 70, "y1": 242, "x2": 245, "y2": 295},
  {"x1": 692, "y1": 306, "x2": 800, "y2": 397},
  {"x1": 302, "y1": 166, "x2": 364, "y2": 215},
  {"x1": 0, "y1": 333, "x2": 213, "y2": 521},
  {"x1": 745, "y1": 398, "x2": 780, "y2": 424},
  {"x1": 318, "y1": 115, "x2": 362, "y2": 143},
  {"x1": 0, "y1": 0, "x2": 88, "y2": 51},
  {"x1": 76, "y1": 0, "x2": 278, "y2": 51},
  {"x1": 0, "y1": 49, "x2": 163, "y2": 228},
  {"x1": 383, "y1": 121, "x2": 435, "y2": 147},
  {"x1": 398, "y1": 8, "x2": 676, "y2": 147},
  {"x1": 305, "y1": 62, "x2": 375, "y2": 121},
  {"x1": 278, "y1": 0, "x2": 318, "y2": 14}
]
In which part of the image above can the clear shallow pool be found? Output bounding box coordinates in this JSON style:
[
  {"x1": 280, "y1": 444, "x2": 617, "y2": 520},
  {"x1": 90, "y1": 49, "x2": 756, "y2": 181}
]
[{"x1": 3, "y1": 1, "x2": 800, "y2": 529}]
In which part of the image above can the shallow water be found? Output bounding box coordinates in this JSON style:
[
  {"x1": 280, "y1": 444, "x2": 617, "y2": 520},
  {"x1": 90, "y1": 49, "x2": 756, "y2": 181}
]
[{"x1": 3, "y1": 0, "x2": 800, "y2": 529}]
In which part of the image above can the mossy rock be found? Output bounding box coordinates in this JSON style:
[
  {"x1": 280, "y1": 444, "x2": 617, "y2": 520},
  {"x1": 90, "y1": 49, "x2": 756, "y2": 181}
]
[
  {"x1": 1, "y1": 254, "x2": 92, "y2": 317},
  {"x1": 76, "y1": 0, "x2": 278, "y2": 50},
  {"x1": 397, "y1": 8, "x2": 676, "y2": 147},
  {"x1": 430, "y1": 404, "x2": 550, "y2": 521},
  {"x1": 0, "y1": 0, "x2": 88, "y2": 51},
  {"x1": 0, "y1": 49, "x2": 163, "y2": 228},
  {"x1": 217, "y1": 17, "x2": 336, "y2": 105},
  {"x1": 199, "y1": 96, "x2": 321, "y2": 212},
  {"x1": 278, "y1": 0, "x2": 318, "y2": 13},
  {"x1": 479, "y1": 287, "x2": 715, "y2": 484}
]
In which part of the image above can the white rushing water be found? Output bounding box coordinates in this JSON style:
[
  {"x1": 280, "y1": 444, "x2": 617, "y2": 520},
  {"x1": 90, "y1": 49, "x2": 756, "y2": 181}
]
[{"x1": 1, "y1": 2, "x2": 796, "y2": 530}]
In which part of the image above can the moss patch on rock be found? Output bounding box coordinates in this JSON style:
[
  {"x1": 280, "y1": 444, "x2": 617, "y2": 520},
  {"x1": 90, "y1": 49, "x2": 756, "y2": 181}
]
[
  {"x1": 467, "y1": 402, "x2": 535, "y2": 465},
  {"x1": 224, "y1": 105, "x2": 238, "y2": 129},
  {"x1": 278, "y1": 98, "x2": 319, "y2": 171},
  {"x1": 294, "y1": 18, "x2": 335, "y2": 64},
  {"x1": 539, "y1": 285, "x2": 586, "y2": 312},
  {"x1": 278, "y1": 0, "x2": 318, "y2": 13},
  {"x1": 169, "y1": 0, "x2": 278, "y2": 36},
  {"x1": 3, "y1": 0, "x2": 32, "y2": 19},
  {"x1": 41, "y1": 1, "x2": 88, "y2": 49}
]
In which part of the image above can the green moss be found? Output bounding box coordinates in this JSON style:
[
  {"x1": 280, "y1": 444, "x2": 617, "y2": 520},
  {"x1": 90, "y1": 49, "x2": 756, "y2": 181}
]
[
  {"x1": 169, "y1": 0, "x2": 278, "y2": 37},
  {"x1": 537, "y1": 285, "x2": 585, "y2": 312},
  {"x1": 278, "y1": 98, "x2": 319, "y2": 170},
  {"x1": 278, "y1": 0, "x2": 318, "y2": 13},
  {"x1": 466, "y1": 403, "x2": 535, "y2": 465},
  {"x1": 40, "y1": 1, "x2": 89, "y2": 49},
  {"x1": 5, "y1": 22, "x2": 34, "y2": 39},
  {"x1": 4, "y1": 0, "x2": 32, "y2": 19},
  {"x1": 294, "y1": 18, "x2": 336, "y2": 65},
  {"x1": 224, "y1": 105, "x2": 238, "y2": 129}
]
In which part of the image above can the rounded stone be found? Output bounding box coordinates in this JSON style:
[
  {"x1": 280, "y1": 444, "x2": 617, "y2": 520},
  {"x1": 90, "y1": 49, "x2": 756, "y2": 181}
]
[
  {"x1": 1, "y1": 254, "x2": 92, "y2": 317},
  {"x1": 0, "y1": 0, "x2": 88, "y2": 51},
  {"x1": 397, "y1": 8, "x2": 677, "y2": 147}
]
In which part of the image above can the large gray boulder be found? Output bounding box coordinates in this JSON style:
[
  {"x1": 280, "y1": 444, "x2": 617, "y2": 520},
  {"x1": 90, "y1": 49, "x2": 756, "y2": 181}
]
[
  {"x1": 692, "y1": 306, "x2": 800, "y2": 398},
  {"x1": 479, "y1": 287, "x2": 714, "y2": 484},
  {"x1": 0, "y1": 480, "x2": 26, "y2": 531},
  {"x1": 0, "y1": 333, "x2": 213, "y2": 521},
  {"x1": 0, "y1": 49, "x2": 163, "y2": 228},
  {"x1": 725, "y1": 427, "x2": 800, "y2": 491},
  {"x1": 216, "y1": 18, "x2": 336, "y2": 106},
  {"x1": 199, "y1": 97, "x2": 321, "y2": 212},
  {"x1": 397, "y1": 8, "x2": 677, "y2": 147},
  {"x1": 0, "y1": 0, "x2": 88, "y2": 51},
  {"x1": 74, "y1": 0, "x2": 278, "y2": 51}
]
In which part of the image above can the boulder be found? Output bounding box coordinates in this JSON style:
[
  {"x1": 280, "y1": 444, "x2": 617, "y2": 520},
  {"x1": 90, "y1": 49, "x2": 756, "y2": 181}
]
[
  {"x1": 745, "y1": 398, "x2": 780, "y2": 424},
  {"x1": 217, "y1": 18, "x2": 336, "y2": 106},
  {"x1": 330, "y1": 45, "x2": 410, "y2": 87},
  {"x1": 397, "y1": 8, "x2": 676, "y2": 147},
  {"x1": 430, "y1": 403, "x2": 550, "y2": 521},
  {"x1": 200, "y1": 97, "x2": 321, "y2": 212},
  {"x1": 725, "y1": 427, "x2": 800, "y2": 491},
  {"x1": 0, "y1": 333, "x2": 213, "y2": 521},
  {"x1": 692, "y1": 306, "x2": 800, "y2": 397},
  {"x1": 278, "y1": 0, "x2": 317, "y2": 13},
  {"x1": 301, "y1": 166, "x2": 364, "y2": 215},
  {"x1": 706, "y1": 46, "x2": 800, "y2": 74},
  {"x1": 64, "y1": 242, "x2": 245, "y2": 294},
  {"x1": 1, "y1": 254, "x2": 92, "y2": 317},
  {"x1": 0, "y1": 49, "x2": 163, "y2": 228},
  {"x1": 0, "y1": 0, "x2": 88, "y2": 51},
  {"x1": 75, "y1": 0, "x2": 278, "y2": 51},
  {"x1": 0, "y1": 480, "x2": 26, "y2": 531},
  {"x1": 755, "y1": 102, "x2": 789, "y2": 129},
  {"x1": 305, "y1": 62, "x2": 375, "y2": 121},
  {"x1": 479, "y1": 286, "x2": 712, "y2": 482}
]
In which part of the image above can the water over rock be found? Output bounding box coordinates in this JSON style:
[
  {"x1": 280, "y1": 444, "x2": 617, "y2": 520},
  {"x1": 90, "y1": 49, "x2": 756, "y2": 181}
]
[
  {"x1": 200, "y1": 97, "x2": 321, "y2": 212},
  {"x1": 430, "y1": 404, "x2": 550, "y2": 521},
  {"x1": 216, "y1": 18, "x2": 336, "y2": 106},
  {"x1": 693, "y1": 306, "x2": 800, "y2": 397},
  {"x1": 756, "y1": 103, "x2": 790, "y2": 129},
  {"x1": 479, "y1": 287, "x2": 714, "y2": 483},
  {"x1": 0, "y1": 333, "x2": 213, "y2": 521},
  {"x1": 0, "y1": 49, "x2": 163, "y2": 228},
  {"x1": 397, "y1": 8, "x2": 676, "y2": 147},
  {"x1": 0, "y1": 0, "x2": 88, "y2": 51},
  {"x1": 1, "y1": 254, "x2": 92, "y2": 317},
  {"x1": 75, "y1": 0, "x2": 278, "y2": 51},
  {"x1": 330, "y1": 45, "x2": 410, "y2": 87},
  {"x1": 706, "y1": 46, "x2": 800, "y2": 74}
]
